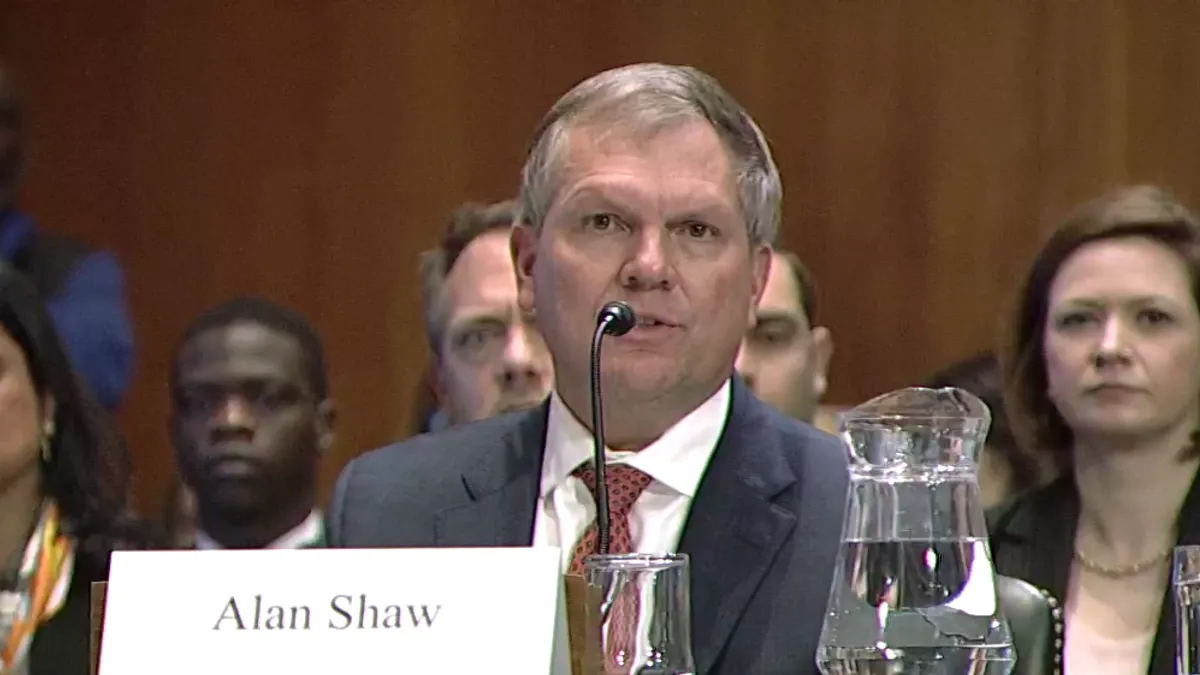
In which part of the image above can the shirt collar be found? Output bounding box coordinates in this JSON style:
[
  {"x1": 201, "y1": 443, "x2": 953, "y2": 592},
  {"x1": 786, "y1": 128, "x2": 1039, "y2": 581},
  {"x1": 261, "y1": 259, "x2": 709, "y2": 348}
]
[
  {"x1": 195, "y1": 510, "x2": 324, "y2": 550},
  {"x1": 541, "y1": 379, "x2": 732, "y2": 499}
]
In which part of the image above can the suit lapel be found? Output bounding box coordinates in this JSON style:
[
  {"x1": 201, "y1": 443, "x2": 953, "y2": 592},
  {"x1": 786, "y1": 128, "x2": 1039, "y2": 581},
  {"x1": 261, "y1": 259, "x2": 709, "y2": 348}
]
[
  {"x1": 991, "y1": 471, "x2": 1200, "y2": 675},
  {"x1": 679, "y1": 381, "x2": 798, "y2": 675},
  {"x1": 988, "y1": 478, "x2": 1075, "y2": 675},
  {"x1": 434, "y1": 404, "x2": 549, "y2": 547},
  {"x1": 1149, "y1": 467, "x2": 1200, "y2": 675},
  {"x1": 989, "y1": 476, "x2": 1077, "y2": 603}
]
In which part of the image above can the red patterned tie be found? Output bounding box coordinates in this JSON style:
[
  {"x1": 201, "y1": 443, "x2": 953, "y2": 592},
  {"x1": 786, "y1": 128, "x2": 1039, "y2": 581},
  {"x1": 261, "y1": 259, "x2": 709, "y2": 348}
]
[
  {"x1": 569, "y1": 464, "x2": 653, "y2": 672},
  {"x1": 568, "y1": 464, "x2": 653, "y2": 573}
]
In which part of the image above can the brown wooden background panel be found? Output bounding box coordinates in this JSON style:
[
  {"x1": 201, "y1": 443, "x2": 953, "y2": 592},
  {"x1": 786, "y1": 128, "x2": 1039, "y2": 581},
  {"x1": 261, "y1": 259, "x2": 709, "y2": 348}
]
[
  {"x1": 1125, "y1": 1, "x2": 1200, "y2": 207},
  {"x1": 2, "y1": 1, "x2": 1199, "y2": 516}
]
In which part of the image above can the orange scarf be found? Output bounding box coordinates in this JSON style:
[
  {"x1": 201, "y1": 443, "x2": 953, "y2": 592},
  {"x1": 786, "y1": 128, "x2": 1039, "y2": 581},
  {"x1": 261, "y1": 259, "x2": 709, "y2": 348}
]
[{"x1": 0, "y1": 503, "x2": 75, "y2": 673}]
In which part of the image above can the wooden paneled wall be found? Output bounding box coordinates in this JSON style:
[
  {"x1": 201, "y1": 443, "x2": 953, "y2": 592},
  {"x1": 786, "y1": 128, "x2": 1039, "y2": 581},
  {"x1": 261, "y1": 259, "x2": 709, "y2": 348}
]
[{"x1": 2, "y1": 1, "x2": 1198, "y2": 514}]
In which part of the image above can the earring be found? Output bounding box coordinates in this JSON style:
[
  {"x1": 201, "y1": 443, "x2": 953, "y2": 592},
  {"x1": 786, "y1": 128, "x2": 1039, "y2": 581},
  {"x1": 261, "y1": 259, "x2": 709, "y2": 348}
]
[{"x1": 39, "y1": 420, "x2": 55, "y2": 463}]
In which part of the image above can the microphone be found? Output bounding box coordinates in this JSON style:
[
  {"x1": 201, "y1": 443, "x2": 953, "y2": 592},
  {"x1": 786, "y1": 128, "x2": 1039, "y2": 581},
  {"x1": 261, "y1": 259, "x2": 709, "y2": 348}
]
[{"x1": 589, "y1": 300, "x2": 636, "y2": 556}]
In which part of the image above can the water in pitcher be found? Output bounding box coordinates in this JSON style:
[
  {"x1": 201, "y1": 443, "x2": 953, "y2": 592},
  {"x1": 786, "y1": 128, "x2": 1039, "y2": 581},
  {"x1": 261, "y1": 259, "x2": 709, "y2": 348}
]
[
  {"x1": 816, "y1": 534, "x2": 1014, "y2": 674},
  {"x1": 816, "y1": 387, "x2": 1014, "y2": 675},
  {"x1": 1178, "y1": 579, "x2": 1200, "y2": 675}
]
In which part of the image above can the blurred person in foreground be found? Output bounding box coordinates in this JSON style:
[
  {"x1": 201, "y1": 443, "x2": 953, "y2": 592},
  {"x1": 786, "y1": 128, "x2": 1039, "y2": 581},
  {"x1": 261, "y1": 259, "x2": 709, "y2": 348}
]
[
  {"x1": 736, "y1": 247, "x2": 833, "y2": 427},
  {"x1": 0, "y1": 261, "x2": 152, "y2": 674},
  {"x1": 417, "y1": 200, "x2": 553, "y2": 429},
  {"x1": 990, "y1": 185, "x2": 1200, "y2": 675},
  {"x1": 0, "y1": 61, "x2": 134, "y2": 411},
  {"x1": 327, "y1": 63, "x2": 848, "y2": 675}
]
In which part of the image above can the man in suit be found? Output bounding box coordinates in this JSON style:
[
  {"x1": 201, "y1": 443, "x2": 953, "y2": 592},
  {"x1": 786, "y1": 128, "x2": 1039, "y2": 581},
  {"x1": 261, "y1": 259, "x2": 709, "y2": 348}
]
[
  {"x1": 172, "y1": 296, "x2": 335, "y2": 549},
  {"x1": 327, "y1": 63, "x2": 849, "y2": 675},
  {"x1": 417, "y1": 199, "x2": 553, "y2": 430}
]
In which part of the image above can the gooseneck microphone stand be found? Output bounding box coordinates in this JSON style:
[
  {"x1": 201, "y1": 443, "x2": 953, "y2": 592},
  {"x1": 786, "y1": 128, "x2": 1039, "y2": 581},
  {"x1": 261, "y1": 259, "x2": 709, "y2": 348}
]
[{"x1": 588, "y1": 300, "x2": 637, "y2": 555}]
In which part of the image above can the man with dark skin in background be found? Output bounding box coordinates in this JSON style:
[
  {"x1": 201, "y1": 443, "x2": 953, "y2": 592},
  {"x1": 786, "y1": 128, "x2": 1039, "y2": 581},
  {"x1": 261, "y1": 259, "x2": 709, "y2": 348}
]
[{"x1": 171, "y1": 297, "x2": 335, "y2": 549}]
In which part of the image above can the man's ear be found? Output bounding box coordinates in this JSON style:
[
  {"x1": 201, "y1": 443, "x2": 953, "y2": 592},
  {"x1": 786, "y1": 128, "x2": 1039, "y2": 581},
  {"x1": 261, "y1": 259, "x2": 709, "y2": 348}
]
[
  {"x1": 511, "y1": 223, "x2": 538, "y2": 314},
  {"x1": 809, "y1": 326, "x2": 834, "y2": 399},
  {"x1": 315, "y1": 398, "x2": 338, "y2": 454},
  {"x1": 748, "y1": 244, "x2": 772, "y2": 326}
]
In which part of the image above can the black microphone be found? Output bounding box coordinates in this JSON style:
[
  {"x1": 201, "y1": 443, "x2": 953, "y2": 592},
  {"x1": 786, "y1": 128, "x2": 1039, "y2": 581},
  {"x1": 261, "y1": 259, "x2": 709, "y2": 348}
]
[{"x1": 589, "y1": 300, "x2": 636, "y2": 556}]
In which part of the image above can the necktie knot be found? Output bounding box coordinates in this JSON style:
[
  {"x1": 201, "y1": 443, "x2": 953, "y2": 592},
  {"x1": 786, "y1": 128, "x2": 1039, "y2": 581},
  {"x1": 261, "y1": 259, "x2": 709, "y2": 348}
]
[
  {"x1": 573, "y1": 463, "x2": 652, "y2": 521},
  {"x1": 568, "y1": 463, "x2": 653, "y2": 576},
  {"x1": 569, "y1": 463, "x2": 652, "y2": 665}
]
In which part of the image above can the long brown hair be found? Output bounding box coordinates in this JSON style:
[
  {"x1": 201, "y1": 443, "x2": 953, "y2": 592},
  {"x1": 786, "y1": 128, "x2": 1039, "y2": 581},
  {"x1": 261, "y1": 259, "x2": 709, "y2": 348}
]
[
  {"x1": 0, "y1": 262, "x2": 157, "y2": 571},
  {"x1": 1001, "y1": 185, "x2": 1200, "y2": 475}
]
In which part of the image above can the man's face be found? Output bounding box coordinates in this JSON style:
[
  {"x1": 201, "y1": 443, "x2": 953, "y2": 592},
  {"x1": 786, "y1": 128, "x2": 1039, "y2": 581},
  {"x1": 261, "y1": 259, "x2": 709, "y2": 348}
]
[
  {"x1": 171, "y1": 321, "x2": 333, "y2": 524},
  {"x1": 435, "y1": 229, "x2": 553, "y2": 425},
  {"x1": 513, "y1": 120, "x2": 770, "y2": 416},
  {"x1": 736, "y1": 251, "x2": 833, "y2": 423}
]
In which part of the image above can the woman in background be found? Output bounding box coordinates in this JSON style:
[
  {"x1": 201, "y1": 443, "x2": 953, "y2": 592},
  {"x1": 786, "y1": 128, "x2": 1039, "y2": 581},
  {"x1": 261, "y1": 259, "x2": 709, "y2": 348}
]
[
  {"x1": 0, "y1": 261, "x2": 152, "y2": 674},
  {"x1": 990, "y1": 185, "x2": 1200, "y2": 674}
]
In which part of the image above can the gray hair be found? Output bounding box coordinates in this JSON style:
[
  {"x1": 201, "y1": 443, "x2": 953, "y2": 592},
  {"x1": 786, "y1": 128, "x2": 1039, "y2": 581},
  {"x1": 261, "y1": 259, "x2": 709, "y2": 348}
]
[{"x1": 517, "y1": 63, "x2": 782, "y2": 246}]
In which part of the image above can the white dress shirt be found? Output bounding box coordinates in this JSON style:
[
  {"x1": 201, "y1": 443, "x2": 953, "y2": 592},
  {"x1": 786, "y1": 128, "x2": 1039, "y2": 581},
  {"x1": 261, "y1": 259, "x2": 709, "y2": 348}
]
[
  {"x1": 533, "y1": 379, "x2": 732, "y2": 573},
  {"x1": 194, "y1": 510, "x2": 325, "y2": 550}
]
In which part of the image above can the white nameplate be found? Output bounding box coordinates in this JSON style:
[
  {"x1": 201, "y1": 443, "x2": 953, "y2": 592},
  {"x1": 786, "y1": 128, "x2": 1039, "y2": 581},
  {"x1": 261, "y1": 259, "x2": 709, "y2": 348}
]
[{"x1": 98, "y1": 547, "x2": 570, "y2": 675}]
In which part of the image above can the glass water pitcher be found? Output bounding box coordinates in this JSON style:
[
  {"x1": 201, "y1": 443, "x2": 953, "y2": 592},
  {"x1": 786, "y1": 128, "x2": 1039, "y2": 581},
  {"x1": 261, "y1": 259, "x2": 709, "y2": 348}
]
[{"x1": 815, "y1": 387, "x2": 1015, "y2": 675}]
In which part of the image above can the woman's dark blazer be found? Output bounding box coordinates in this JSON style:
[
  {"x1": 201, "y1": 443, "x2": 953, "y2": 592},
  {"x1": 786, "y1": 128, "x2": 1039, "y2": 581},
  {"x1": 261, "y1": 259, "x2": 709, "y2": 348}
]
[{"x1": 989, "y1": 472, "x2": 1200, "y2": 675}]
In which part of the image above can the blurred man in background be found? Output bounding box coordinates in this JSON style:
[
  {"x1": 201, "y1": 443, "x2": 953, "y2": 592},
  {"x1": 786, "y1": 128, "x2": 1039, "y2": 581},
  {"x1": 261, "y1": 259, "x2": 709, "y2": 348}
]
[
  {"x1": 417, "y1": 200, "x2": 553, "y2": 428},
  {"x1": 736, "y1": 248, "x2": 833, "y2": 427},
  {"x1": 171, "y1": 297, "x2": 334, "y2": 549},
  {"x1": 0, "y1": 61, "x2": 135, "y2": 410}
]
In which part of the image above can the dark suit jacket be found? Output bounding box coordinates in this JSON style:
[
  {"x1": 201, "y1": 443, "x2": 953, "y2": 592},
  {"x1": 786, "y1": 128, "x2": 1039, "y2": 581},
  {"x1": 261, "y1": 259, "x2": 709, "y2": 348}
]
[
  {"x1": 327, "y1": 379, "x2": 849, "y2": 675},
  {"x1": 989, "y1": 472, "x2": 1200, "y2": 675},
  {"x1": 29, "y1": 554, "x2": 105, "y2": 675}
]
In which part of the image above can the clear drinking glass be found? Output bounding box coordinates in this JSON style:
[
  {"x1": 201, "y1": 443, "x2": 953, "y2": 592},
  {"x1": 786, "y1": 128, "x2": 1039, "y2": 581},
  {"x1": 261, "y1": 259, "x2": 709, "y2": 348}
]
[
  {"x1": 816, "y1": 387, "x2": 1015, "y2": 675},
  {"x1": 584, "y1": 553, "x2": 695, "y2": 675},
  {"x1": 1174, "y1": 546, "x2": 1200, "y2": 675}
]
